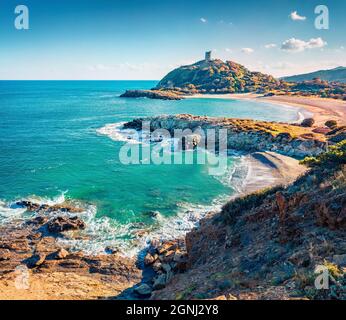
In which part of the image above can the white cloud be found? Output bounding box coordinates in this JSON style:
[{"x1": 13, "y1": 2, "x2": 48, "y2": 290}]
[
  {"x1": 290, "y1": 11, "x2": 306, "y2": 21},
  {"x1": 264, "y1": 43, "x2": 277, "y2": 49},
  {"x1": 225, "y1": 48, "x2": 232, "y2": 53},
  {"x1": 281, "y1": 37, "x2": 327, "y2": 52},
  {"x1": 200, "y1": 17, "x2": 207, "y2": 23},
  {"x1": 241, "y1": 48, "x2": 254, "y2": 54}
]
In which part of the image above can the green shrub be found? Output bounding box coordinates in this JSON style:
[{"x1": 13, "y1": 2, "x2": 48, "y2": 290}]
[
  {"x1": 325, "y1": 120, "x2": 338, "y2": 129},
  {"x1": 301, "y1": 118, "x2": 315, "y2": 127},
  {"x1": 300, "y1": 140, "x2": 346, "y2": 168}
]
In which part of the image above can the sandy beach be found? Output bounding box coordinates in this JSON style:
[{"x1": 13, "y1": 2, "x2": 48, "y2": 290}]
[
  {"x1": 242, "y1": 151, "x2": 307, "y2": 195},
  {"x1": 187, "y1": 93, "x2": 346, "y2": 126}
]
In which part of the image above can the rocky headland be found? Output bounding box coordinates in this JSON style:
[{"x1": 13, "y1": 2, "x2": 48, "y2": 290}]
[
  {"x1": 124, "y1": 114, "x2": 328, "y2": 158},
  {"x1": 120, "y1": 89, "x2": 184, "y2": 100},
  {"x1": 120, "y1": 55, "x2": 346, "y2": 101}
]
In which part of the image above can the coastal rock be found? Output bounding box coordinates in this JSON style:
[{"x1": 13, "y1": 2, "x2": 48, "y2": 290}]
[
  {"x1": 144, "y1": 253, "x2": 156, "y2": 266},
  {"x1": 173, "y1": 251, "x2": 188, "y2": 272},
  {"x1": 181, "y1": 134, "x2": 201, "y2": 151},
  {"x1": 27, "y1": 253, "x2": 46, "y2": 268},
  {"x1": 16, "y1": 201, "x2": 41, "y2": 212},
  {"x1": 16, "y1": 201, "x2": 83, "y2": 214},
  {"x1": 301, "y1": 118, "x2": 315, "y2": 127},
  {"x1": 0, "y1": 249, "x2": 11, "y2": 261},
  {"x1": 124, "y1": 115, "x2": 327, "y2": 158},
  {"x1": 120, "y1": 89, "x2": 183, "y2": 100},
  {"x1": 134, "y1": 284, "x2": 152, "y2": 297},
  {"x1": 28, "y1": 216, "x2": 49, "y2": 226},
  {"x1": 55, "y1": 248, "x2": 69, "y2": 259},
  {"x1": 144, "y1": 211, "x2": 160, "y2": 218},
  {"x1": 161, "y1": 263, "x2": 171, "y2": 273},
  {"x1": 47, "y1": 216, "x2": 86, "y2": 233},
  {"x1": 152, "y1": 260, "x2": 162, "y2": 273},
  {"x1": 153, "y1": 274, "x2": 167, "y2": 290},
  {"x1": 105, "y1": 246, "x2": 120, "y2": 254}
]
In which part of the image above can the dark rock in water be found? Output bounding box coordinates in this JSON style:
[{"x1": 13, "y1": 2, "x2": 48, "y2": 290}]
[
  {"x1": 105, "y1": 246, "x2": 120, "y2": 254},
  {"x1": 27, "y1": 216, "x2": 49, "y2": 226},
  {"x1": 47, "y1": 216, "x2": 86, "y2": 234},
  {"x1": 144, "y1": 211, "x2": 160, "y2": 218},
  {"x1": 15, "y1": 201, "x2": 41, "y2": 212},
  {"x1": 134, "y1": 283, "x2": 152, "y2": 296},
  {"x1": 47, "y1": 204, "x2": 83, "y2": 213},
  {"x1": 15, "y1": 201, "x2": 83, "y2": 214},
  {"x1": 120, "y1": 89, "x2": 183, "y2": 100}
]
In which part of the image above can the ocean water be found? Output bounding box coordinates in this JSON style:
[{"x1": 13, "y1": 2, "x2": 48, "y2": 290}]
[{"x1": 0, "y1": 81, "x2": 302, "y2": 254}]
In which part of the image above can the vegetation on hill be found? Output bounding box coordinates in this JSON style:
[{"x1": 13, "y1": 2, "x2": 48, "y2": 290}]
[
  {"x1": 287, "y1": 77, "x2": 346, "y2": 100},
  {"x1": 121, "y1": 58, "x2": 346, "y2": 100},
  {"x1": 156, "y1": 59, "x2": 289, "y2": 94},
  {"x1": 301, "y1": 140, "x2": 346, "y2": 168},
  {"x1": 282, "y1": 66, "x2": 346, "y2": 83}
]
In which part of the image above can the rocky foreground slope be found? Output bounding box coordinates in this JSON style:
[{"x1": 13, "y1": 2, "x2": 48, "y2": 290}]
[
  {"x1": 0, "y1": 203, "x2": 142, "y2": 300},
  {"x1": 151, "y1": 141, "x2": 346, "y2": 300}
]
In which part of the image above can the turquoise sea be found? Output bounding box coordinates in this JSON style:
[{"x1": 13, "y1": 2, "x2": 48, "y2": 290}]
[{"x1": 0, "y1": 81, "x2": 302, "y2": 254}]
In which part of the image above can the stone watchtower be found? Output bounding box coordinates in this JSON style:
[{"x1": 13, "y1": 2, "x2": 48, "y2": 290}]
[{"x1": 205, "y1": 51, "x2": 212, "y2": 62}]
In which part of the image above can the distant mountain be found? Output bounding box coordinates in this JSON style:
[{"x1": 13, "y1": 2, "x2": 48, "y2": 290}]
[
  {"x1": 282, "y1": 67, "x2": 346, "y2": 83},
  {"x1": 155, "y1": 57, "x2": 286, "y2": 94}
]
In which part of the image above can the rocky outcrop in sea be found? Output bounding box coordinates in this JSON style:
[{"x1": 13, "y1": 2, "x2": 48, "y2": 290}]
[{"x1": 124, "y1": 114, "x2": 328, "y2": 158}]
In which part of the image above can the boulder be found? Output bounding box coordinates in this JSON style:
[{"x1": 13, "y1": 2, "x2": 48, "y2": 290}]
[
  {"x1": 27, "y1": 253, "x2": 46, "y2": 268},
  {"x1": 161, "y1": 263, "x2": 171, "y2": 273},
  {"x1": 16, "y1": 201, "x2": 41, "y2": 212},
  {"x1": 0, "y1": 249, "x2": 11, "y2": 261},
  {"x1": 55, "y1": 248, "x2": 69, "y2": 259},
  {"x1": 173, "y1": 251, "x2": 188, "y2": 272},
  {"x1": 134, "y1": 283, "x2": 152, "y2": 296},
  {"x1": 301, "y1": 118, "x2": 315, "y2": 127},
  {"x1": 47, "y1": 216, "x2": 86, "y2": 233},
  {"x1": 144, "y1": 211, "x2": 160, "y2": 218},
  {"x1": 152, "y1": 260, "x2": 162, "y2": 272},
  {"x1": 153, "y1": 274, "x2": 167, "y2": 290},
  {"x1": 144, "y1": 253, "x2": 156, "y2": 266},
  {"x1": 15, "y1": 201, "x2": 83, "y2": 214},
  {"x1": 28, "y1": 216, "x2": 49, "y2": 226}
]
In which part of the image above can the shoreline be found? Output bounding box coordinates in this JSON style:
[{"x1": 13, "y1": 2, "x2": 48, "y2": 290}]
[
  {"x1": 242, "y1": 151, "x2": 307, "y2": 195},
  {"x1": 0, "y1": 150, "x2": 307, "y2": 300},
  {"x1": 186, "y1": 93, "x2": 346, "y2": 126}
]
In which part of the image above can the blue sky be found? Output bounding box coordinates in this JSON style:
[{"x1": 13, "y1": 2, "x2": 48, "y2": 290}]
[{"x1": 0, "y1": 0, "x2": 345, "y2": 80}]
